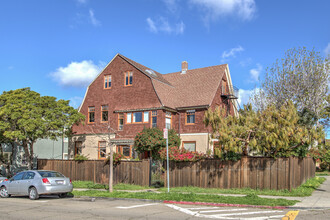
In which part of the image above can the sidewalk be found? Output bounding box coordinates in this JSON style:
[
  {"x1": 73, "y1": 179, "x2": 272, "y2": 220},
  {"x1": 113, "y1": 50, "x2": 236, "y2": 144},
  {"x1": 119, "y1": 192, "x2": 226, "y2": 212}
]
[
  {"x1": 73, "y1": 176, "x2": 330, "y2": 209},
  {"x1": 292, "y1": 176, "x2": 330, "y2": 209}
]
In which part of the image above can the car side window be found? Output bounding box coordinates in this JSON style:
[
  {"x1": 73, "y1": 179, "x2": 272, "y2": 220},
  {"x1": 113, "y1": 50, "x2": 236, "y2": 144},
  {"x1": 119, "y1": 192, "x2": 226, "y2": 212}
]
[
  {"x1": 23, "y1": 172, "x2": 35, "y2": 180},
  {"x1": 12, "y1": 172, "x2": 25, "y2": 181}
]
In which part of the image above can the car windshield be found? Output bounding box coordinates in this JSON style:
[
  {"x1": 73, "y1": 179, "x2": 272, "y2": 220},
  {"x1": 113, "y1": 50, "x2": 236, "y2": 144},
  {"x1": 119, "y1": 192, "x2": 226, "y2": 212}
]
[{"x1": 38, "y1": 171, "x2": 65, "y2": 178}]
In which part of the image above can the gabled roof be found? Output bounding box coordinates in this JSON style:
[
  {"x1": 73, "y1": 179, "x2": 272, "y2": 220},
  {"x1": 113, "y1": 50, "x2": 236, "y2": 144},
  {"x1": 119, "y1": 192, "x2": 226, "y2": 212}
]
[
  {"x1": 152, "y1": 65, "x2": 227, "y2": 109},
  {"x1": 79, "y1": 54, "x2": 231, "y2": 112},
  {"x1": 118, "y1": 54, "x2": 172, "y2": 86}
]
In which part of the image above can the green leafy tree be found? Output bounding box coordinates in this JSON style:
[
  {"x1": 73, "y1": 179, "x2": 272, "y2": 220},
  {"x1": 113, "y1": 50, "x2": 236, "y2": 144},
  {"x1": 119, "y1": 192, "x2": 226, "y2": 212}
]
[
  {"x1": 134, "y1": 127, "x2": 181, "y2": 159},
  {"x1": 204, "y1": 105, "x2": 259, "y2": 157},
  {"x1": 0, "y1": 88, "x2": 85, "y2": 169},
  {"x1": 252, "y1": 47, "x2": 329, "y2": 124},
  {"x1": 204, "y1": 101, "x2": 324, "y2": 159}
]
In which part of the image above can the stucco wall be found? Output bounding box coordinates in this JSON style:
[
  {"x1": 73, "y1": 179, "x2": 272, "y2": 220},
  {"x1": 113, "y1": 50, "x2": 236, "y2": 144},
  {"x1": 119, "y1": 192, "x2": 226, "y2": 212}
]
[
  {"x1": 180, "y1": 133, "x2": 210, "y2": 153},
  {"x1": 70, "y1": 134, "x2": 116, "y2": 160}
]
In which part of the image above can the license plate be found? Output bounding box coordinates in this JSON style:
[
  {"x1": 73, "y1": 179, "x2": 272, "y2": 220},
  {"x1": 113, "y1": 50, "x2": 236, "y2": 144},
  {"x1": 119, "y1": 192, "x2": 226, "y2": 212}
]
[{"x1": 56, "y1": 180, "x2": 64, "y2": 185}]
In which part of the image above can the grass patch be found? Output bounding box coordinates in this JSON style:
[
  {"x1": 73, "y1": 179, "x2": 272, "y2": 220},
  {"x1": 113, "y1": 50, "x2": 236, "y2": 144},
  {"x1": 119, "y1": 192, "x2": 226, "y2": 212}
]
[
  {"x1": 72, "y1": 181, "x2": 152, "y2": 190},
  {"x1": 158, "y1": 177, "x2": 326, "y2": 197},
  {"x1": 316, "y1": 171, "x2": 330, "y2": 176},
  {"x1": 72, "y1": 181, "x2": 107, "y2": 189},
  {"x1": 114, "y1": 183, "x2": 151, "y2": 190},
  {"x1": 72, "y1": 190, "x2": 297, "y2": 207}
]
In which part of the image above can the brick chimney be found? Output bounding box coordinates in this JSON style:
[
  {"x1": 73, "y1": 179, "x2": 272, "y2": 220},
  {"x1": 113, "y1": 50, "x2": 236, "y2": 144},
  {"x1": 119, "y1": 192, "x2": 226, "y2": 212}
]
[{"x1": 181, "y1": 61, "x2": 188, "y2": 74}]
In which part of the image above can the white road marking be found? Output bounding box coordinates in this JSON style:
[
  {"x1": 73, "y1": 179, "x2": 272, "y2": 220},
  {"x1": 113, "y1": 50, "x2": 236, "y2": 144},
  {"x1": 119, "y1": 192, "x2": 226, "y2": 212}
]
[
  {"x1": 188, "y1": 207, "x2": 221, "y2": 210},
  {"x1": 210, "y1": 210, "x2": 282, "y2": 217},
  {"x1": 34, "y1": 201, "x2": 49, "y2": 203},
  {"x1": 166, "y1": 204, "x2": 285, "y2": 220},
  {"x1": 116, "y1": 203, "x2": 159, "y2": 209},
  {"x1": 200, "y1": 208, "x2": 247, "y2": 213}
]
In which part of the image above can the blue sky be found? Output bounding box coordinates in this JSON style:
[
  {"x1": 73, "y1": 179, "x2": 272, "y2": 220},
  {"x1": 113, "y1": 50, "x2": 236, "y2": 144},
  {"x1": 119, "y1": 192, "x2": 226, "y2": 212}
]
[{"x1": 0, "y1": 0, "x2": 329, "y2": 110}]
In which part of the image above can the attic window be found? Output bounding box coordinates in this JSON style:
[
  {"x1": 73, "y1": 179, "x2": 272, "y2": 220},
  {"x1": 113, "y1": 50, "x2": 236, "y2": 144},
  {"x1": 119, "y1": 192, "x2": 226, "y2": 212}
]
[
  {"x1": 146, "y1": 69, "x2": 156, "y2": 76},
  {"x1": 104, "y1": 75, "x2": 111, "y2": 89},
  {"x1": 125, "y1": 71, "x2": 133, "y2": 86}
]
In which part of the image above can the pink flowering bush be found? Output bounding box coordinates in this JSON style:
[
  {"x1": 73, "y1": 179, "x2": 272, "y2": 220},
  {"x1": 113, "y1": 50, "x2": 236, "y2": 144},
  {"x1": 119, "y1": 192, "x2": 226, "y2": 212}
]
[{"x1": 158, "y1": 146, "x2": 207, "y2": 162}]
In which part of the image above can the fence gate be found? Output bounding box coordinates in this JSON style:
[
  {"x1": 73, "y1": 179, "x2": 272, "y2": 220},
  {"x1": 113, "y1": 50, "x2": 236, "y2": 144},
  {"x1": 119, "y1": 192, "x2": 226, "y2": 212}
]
[{"x1": 150, "y1": 159, "x2": 164, "y2": 187}]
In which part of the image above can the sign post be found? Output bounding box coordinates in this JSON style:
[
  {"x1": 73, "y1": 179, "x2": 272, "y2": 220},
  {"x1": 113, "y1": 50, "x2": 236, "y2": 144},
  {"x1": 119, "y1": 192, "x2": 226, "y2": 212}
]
[{"x1": 163, "y1": 128, "x2": 169, "y2": 193}]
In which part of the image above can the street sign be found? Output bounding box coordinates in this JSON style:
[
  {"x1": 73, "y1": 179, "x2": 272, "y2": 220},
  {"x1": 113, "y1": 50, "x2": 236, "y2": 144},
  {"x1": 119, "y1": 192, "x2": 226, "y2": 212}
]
[{"x1": 163, "y1": 128, "x2": 168, "y2": 139}]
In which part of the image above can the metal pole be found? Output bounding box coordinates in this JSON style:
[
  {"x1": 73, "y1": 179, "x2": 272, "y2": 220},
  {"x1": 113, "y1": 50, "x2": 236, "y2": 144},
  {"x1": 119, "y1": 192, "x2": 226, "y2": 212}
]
[{"x1": 166, "y1": 137, "x2": 169, "y2": 193}]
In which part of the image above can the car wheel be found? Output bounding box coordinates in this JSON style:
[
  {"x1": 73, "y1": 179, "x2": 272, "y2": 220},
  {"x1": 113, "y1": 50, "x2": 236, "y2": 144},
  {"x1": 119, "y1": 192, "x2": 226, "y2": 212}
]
[
  {"x1": 28, "y1": 187, "x2": 39, "y2": 200},
  {"x1": 0, "y1": 186, "x2": 9, "y2": 198},
  {"x1": 58, "y1": 193, "x2": 67, "y2": 198}
]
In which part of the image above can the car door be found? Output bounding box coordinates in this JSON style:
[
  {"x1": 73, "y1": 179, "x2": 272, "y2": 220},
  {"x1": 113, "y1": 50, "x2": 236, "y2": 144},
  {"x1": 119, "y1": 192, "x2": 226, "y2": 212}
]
[
  {"x1": 7, "y1": 172, "x2": 25, "y2": 195},
  {"x1": 19, "y1": 172, "x2": 35, "y2": 195}
]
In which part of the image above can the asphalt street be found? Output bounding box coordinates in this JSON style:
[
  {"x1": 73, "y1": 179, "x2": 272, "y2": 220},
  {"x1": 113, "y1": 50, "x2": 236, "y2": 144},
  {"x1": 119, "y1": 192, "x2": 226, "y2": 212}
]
[{"x1": 0, "y1": 196, "x2": 329, "y2": 220}]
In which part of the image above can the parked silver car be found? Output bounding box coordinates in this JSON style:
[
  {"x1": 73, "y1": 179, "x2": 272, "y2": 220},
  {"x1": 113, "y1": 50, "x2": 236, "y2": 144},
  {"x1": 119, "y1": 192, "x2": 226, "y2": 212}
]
[
  {"x1": 0, "y1": 170, "x2": 73, "y2": 200},
  {"x1": 0, "y1": 175, "x2": 7, "y2": 183}
]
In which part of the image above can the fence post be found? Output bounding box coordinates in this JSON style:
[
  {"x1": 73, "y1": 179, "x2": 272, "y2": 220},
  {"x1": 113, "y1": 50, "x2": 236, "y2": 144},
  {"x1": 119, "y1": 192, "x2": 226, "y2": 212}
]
[
  {"x1": 149, "y1": 159, "x2": 152, "y2": 187},
  {"x1": 93, "y1": 160, "x2": 96, "y2": 183},
  {"x1": 289, "y1": 156, "x2": 292, "y2": 192}
]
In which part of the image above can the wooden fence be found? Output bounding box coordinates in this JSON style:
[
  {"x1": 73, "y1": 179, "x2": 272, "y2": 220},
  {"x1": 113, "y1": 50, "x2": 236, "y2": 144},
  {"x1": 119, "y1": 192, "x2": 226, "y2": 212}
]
[
  {"x1": 166, "y1": 156, "x2": 315, "y2": 190},
  {"x1": 38, "y1": 156, "x2": 315, "y2": 190},
  {"x1": 37, "y1": 159, "x2": 150, "y2": 186}
]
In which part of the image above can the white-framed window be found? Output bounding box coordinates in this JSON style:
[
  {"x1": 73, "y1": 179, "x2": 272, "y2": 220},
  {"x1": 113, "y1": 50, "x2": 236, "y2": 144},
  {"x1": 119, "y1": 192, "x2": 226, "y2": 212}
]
[
  {"x1": 143, "y1": 111, "x2": 149, "y2": 122},
  {"x1": 127, "y1": 113, "x2": 132, "y2": 123},
  {"x1": 165, "y1": 111, "x2": 172, "y2": 129},
  {"x1": 183, "y1": 142, "x2": 196, "y2": 152}
]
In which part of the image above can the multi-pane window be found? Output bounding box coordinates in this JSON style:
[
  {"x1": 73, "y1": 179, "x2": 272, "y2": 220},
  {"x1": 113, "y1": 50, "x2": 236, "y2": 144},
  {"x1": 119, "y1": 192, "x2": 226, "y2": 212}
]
[
  {"x1": 125, "y1": 72, "x2": 133, "y2": 86},
  {"x1": 152, "y1": 111, "x2": 157, "y2": 128},
  {"x1": 183, "y1": 141, "x2": 196, "y2": 152},
  {"x1": 104, "y1": 75, "x2": 111, "y2": 89},
  {"x1": 126, "y1": 112, "x2": 149, "y2": 123},
  {"x1": 133, "y1": 112, "x2": 142, "y2": 123},
  {"x1": 88, "y1": 106, "x2": 95, "y2": 123},
  {"x1": 186, "y1": 110, "x2": 195, "y2": 124},
  {"x1": 98, "y1": 141, "x2": 107, "y2": 159},
  {"x1": 117, "y1": 145, "x2": 134, "y2": 159},
  {"x1": 101, "y1": 105, "x2": 109, "y2": 122},
  {"x1": 165, "y1": 111, "x2": 171, "y2": 129},
  {"x1": 74, "y1": 141, "x2": 82, "y2": 156},
  {"x1": 118, "y1": 113, "x2": 124, "y2": 130}
]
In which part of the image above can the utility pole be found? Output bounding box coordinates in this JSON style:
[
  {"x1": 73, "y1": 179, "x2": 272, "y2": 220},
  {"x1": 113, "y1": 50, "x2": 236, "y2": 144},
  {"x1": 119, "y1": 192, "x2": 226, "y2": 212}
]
[
  {"x1": 108, "y1": 123, "x2": 114, "y2": 193},
  {"x1": 163, "y1": 128, "x2": 169, "y2": 193}
]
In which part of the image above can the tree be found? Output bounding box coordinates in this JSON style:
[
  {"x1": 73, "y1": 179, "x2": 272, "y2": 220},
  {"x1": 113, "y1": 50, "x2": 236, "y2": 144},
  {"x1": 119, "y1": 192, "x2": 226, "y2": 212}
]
[
  {"x1": 0, "y1": 88, "x2": 85, "y2": 169},
  {"x1": 204, "y1": 101, "x2": 325, "y2": 159},
  {"x1": 204, "y1": 105, "x2": 259, "y2": 158},
  {"x1": 252, "y1": 47, "x2": 329, "y2": 123},
  {"x1": 134, "y1": 127, "x2": 181, "y2": 159}
]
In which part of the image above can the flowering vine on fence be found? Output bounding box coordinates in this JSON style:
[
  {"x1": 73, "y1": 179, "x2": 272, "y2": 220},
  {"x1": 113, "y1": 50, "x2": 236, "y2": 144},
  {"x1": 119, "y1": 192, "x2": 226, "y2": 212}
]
[{"x1": 158, "y1": 146, "x2": 207, "y2": 162}]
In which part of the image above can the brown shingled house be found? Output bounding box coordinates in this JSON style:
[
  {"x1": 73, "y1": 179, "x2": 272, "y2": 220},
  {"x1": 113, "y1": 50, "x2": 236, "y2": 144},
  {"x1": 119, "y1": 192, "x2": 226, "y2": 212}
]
[{"x1": 70, "y1": 54, "x2": 238, "y2": 159}]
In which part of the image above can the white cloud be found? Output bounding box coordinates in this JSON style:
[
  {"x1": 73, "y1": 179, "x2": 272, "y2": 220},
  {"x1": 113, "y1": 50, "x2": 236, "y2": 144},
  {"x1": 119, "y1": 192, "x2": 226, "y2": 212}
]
[
  {"x1": 238, "y1": 88, "x2": 253, "y2": 107},
  {"x1": 190, "y1": 0, "x2": 257, "y2": 23},
  {"x1": 163, "y1": 0, "x2": 179, "y2": 13},
  {"x1": 324, "y1": 43, "x2": 330, "y2": 56},
  {"x1": 89, "y1": 9, "x2": 101, "y2": 27},
  {"x1": 176, "y1": 21, "x2": 185, "y2": 34},
  {"x1": 249, "y1": 63, "x2": 262, "y2": 82},
  {"x1": 50, "y1": 60, "x2": 105, "y2": 87},
  {"x1": 221, "y1": 46, "x2": 244, "y2": 63},
  {"x1": 146, "y1": 18, "x2": 157, "y2": 33},
  {"x1": 146, "y1": 17, "x2": 185, "y2": 35},
  {"x1": 69, "y1": 96, "x2": 84, "y2": 109}
]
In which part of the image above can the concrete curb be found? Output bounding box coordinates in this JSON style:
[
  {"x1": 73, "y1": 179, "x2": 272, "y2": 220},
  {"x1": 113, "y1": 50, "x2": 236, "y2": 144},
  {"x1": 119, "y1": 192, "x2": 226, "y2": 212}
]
[
  {"x1": 71, "y1": 196, "x2": 289, "y2": 210},
  {"x1": 163, "y1": 200, "x2": 289, "y2": 210}
]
